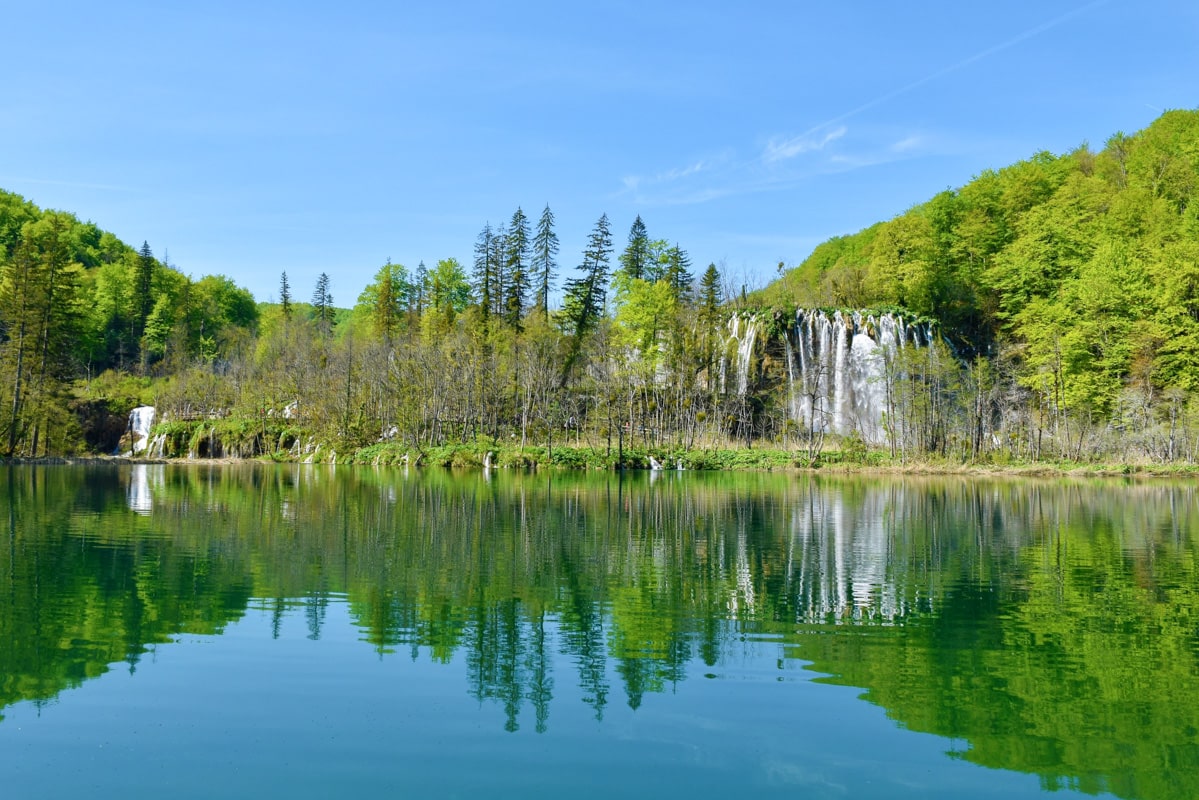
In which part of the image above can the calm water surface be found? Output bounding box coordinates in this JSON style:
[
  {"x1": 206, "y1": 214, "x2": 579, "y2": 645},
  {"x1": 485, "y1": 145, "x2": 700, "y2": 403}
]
[{"x1": 2, "y1": 464, "x2": 1197, "y2": 799}]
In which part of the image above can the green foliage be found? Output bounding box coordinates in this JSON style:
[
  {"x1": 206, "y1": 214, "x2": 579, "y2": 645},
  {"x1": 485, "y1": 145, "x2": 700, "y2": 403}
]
[
  {"x1": 758, "y1": 108, "x2": 1199, "y2": 426},
  {"x1": 356, "y1": 259, "x2": 409, "y2": 341},
  {"x1": 613, "y1": 277, "x2": 675, "y2": 364}
]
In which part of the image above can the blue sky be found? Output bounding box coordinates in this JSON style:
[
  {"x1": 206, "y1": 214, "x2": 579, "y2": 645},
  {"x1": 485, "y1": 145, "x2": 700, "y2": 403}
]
[{"x1": 2, "y1": 0, "x2": 1196, "y2": 305}]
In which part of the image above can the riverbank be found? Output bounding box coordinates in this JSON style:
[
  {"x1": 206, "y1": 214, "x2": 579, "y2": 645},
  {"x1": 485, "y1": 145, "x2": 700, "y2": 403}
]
[
  {"x1": 341, "y1": 440, "x2": 1199, "y2": 477},
  {"x1": 17, "y1": 442, "x2": 1198, "y2": 479}
]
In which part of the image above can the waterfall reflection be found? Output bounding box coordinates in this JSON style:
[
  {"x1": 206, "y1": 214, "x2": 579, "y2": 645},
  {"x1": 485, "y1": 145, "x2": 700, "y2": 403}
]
[{"x1": 3, "y1": 466, "x2": 1199, "y2": 798}]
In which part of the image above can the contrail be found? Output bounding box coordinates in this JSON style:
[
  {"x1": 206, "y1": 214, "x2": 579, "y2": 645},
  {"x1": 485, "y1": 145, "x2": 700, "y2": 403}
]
[{"x1": 797, "y1": 0, "x2": 1113, "y2": 139}]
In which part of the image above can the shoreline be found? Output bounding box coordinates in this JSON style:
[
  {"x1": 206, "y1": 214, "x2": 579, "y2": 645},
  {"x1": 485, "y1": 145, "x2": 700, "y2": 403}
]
[{"x1": 5, "y1": 451, "x2": 1197, "y2": 479}]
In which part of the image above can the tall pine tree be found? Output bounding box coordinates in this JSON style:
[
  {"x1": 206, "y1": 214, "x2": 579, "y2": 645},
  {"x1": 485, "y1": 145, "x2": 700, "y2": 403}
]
[
  {"x1": 664, "y1": 243, "x2": 694, "y2": 303},
  {"x1": 135, "y1": 241, "x2": 155, "y2": 351},
  {"x1": 488, "y1": 224, "x2": 507, "y2": 319},
  {"x1": 280, "y1": 271, "x2": 293, "y2": 319},
  {"x1": 312, "y1": 272, "x2": 333, "y2": 330},
  {"x1": 504, "y1": 207, "x2": 531, "y2": 329},
  {"x1": 532, "y1": 204, "x2": 559, "y2": 320},
  {"x1": 412, "y1": 260, "x2": 429, "y2": 318},
  {"x1": 473, "y1": 223, "x2": 496, "y2": 322},
  {"x1": 560, "y1": 213, "x2": 612, "y2": 385}
]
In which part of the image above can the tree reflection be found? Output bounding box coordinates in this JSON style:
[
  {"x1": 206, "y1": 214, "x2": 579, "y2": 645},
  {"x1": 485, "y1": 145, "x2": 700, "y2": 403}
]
[{"x1": 2, "y1": 465, "x2": 1198, "y2": 799}]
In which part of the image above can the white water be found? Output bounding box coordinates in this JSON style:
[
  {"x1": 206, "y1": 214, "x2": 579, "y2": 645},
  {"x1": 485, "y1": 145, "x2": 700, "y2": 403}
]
[
  {"x1": 128, "y1": 406, "x2": 156, "y2": 455},
  {"x1": 724, "y1": 311, "x2": 933, "y2": 444}
]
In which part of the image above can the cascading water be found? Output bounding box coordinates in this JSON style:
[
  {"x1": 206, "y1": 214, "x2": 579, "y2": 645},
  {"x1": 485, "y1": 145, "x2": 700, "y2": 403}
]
[
  {"x1": 722, "y1": 315, "x2": 760, "y2": 396},
  {"x1": 128, "y1": 406, "x2": 156, "y2": 455},
  {"x1": 724, "y1": 310, "x2": 933, "y2": 444},
  {"x1": 787, "y1": 310, "x2": 931, "y2": 443}
]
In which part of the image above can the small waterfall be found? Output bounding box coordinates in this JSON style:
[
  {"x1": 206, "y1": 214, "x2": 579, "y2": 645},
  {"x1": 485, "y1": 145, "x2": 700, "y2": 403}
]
[
  {"x1": 128, "y1": 406, "x2": 156, "y2": 455},
  {"x1": 736, "y1": 317, "x2": 758, "y2": 395},
  {"x1": 648, "y1": 455, "x2": 664, "y2": 470},
  {"x1": 720, "y1": 314, "x2": 761, "y2": 396}
]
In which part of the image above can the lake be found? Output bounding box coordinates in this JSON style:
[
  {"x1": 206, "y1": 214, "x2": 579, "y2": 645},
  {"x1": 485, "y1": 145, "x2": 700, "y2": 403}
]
[{"x1": 1, "y1": 464, "x2": 1196, "y2": 799}]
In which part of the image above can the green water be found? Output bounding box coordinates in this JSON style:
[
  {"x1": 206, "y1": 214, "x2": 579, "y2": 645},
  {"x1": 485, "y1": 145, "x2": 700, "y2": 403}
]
[{"x1": 2, "y1": 465, "x2": 1197, "y2": 799}]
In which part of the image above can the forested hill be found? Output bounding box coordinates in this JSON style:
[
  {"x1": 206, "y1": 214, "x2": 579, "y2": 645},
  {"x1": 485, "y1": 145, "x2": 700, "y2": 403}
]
[
  {"x1": 0, "y1": 190, "x2": 259, "y2": 370},
  {"x1": 0, "y1": 189, "x2": 258, "y2": 453},
  {"x1": 759, "y1": 108, "x2": 1199, "y2": 412}
]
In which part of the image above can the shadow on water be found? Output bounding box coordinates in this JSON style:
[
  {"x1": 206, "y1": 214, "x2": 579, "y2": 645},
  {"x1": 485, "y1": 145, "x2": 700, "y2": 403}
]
[{"x1": 3, "y1": 463, "x2": 1198, "y2": 798}]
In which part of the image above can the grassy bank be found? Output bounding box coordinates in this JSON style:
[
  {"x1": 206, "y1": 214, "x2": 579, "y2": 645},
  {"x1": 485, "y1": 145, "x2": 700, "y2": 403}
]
[
  {"x1": 340, "y1": 439, "x2": 1199, "y2": 478},
  {"x1": 81, "y1": 415, "x2": 1199, "y2": 478},
  {"x1": 9, "y1": 447, "x2": 1199, "y2": 479}
]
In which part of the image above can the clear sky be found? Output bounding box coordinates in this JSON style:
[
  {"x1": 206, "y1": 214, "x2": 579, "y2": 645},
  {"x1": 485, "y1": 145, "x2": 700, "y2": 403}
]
[{"x1": 2, "y1": 0, "x2": 1196, "y2": 305}]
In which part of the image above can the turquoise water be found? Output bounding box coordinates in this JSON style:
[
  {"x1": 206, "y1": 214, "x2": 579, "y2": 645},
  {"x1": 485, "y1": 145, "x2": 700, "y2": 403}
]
[{"x1": 3, "y1": 465, "x2": 1196, "y2": 798}]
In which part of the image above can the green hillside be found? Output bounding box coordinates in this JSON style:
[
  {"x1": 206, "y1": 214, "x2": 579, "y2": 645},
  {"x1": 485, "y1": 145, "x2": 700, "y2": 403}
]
[
  {"x1": 0, "y1": 190, "x2": 259, "y2": 453},
  {"x1": 758, "y1": 109, "x2": 1199, "y2": 423}
]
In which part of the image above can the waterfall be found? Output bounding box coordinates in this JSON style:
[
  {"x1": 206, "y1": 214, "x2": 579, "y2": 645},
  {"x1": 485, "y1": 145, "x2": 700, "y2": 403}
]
[
  {"x1": 785, "y1": 310, "x2": 931, "y2": 443},
  {"x1": 722, "y1": 310, "x2": 933, "y2": 445},
  {"x1": 722, "y1": 315, "x2": 760, "y2": 396},
  {"x1": 128, "y1": 406, "x2": 156, "y2": 455},
  {"x1": 736, "y1": 317, "x2": 758, "y2": 395}
]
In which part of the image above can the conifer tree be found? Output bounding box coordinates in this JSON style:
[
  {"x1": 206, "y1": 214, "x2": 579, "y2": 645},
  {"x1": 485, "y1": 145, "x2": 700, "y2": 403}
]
[
  {"x1": 618, "y1": 215, "x2": 651, "y2": 280},
  {"x1": 473, "y1": 224, "x2": 495, "y2": 322},
  {"x1": 412, "y1": 261, "x2": 429, "y2": 317},
  {"x1": 135, "y1": 241, "x2": 155, "y2": 341},
  {"x1": 532, "y1": 204, "x2": 559, "y2": 320},
  {"x1": 664, "y1": 243, "x2": 694, "y2": 303},
  {"x1": 698, "y1": 262, "x2": 722, "y2": 320},
  {"x1": 698, "y1": 262, "x2": 724, "y2": 391},
  {"x1": 489, "y1": 224, "x2": 507, "y2": 319},
  {"x1": 561, "y1": 213, "x2": 612, "y2": 384},
  {"x1": 504, "y1": 207, "x2": 531, "y2": 329},
  {"x1": 312, "y1": 272, "x2": 333, "y2": 329},
  {"x1": 280, "y1": 271, "x2": 293, "y2": 319}
]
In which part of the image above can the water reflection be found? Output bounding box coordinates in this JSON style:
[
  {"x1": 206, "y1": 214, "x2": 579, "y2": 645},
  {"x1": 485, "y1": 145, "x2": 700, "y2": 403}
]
[
  {"x1": 127, "y1": 463, "x2": 154, "y2": 514},
  {"x1": 2, "y1": 465, "x2": 1198, "y2": 798}
]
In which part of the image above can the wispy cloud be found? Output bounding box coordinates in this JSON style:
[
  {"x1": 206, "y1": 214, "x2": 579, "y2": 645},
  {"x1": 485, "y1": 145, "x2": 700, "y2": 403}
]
[
  {"x1": 622, "y1": 0, "x2": 1110, "y2": 208},
  {"x1": 622, "y1": 158, "x2": 716, "y2": 193},
  {"x1": 622, "y1": 128, "x2": 929, "y2": 207},
  {"x1": 890, "y1": 134, "x2": 923, "y2": 153},
  {"x1": 762, "y1": 126, "x2": 847, "y2": 164},
  {"x1": 775, "y1": 0, "x2": 1111, "y2": 149}
]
